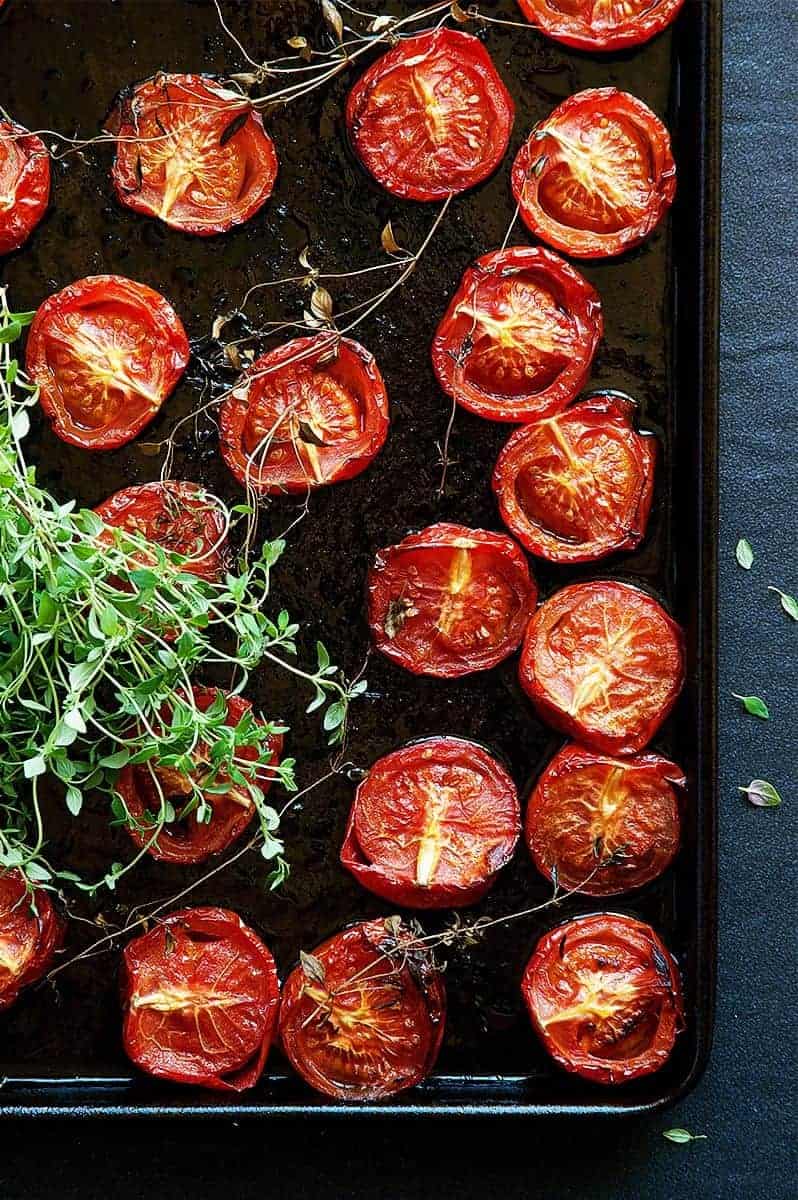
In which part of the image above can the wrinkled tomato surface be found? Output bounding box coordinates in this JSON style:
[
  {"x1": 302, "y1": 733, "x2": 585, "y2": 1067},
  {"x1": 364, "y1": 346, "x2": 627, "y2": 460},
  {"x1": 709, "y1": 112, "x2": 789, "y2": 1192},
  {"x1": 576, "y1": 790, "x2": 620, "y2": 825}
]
[
  {"x1": 525, "y1": 743, "x2": 684, "y2": 895},
  {"x1": 220, "y1": 334, "x2": 389, "y2": 494},
  {"x1": 492, "y1": 392, "x2": 656, "y2": 562},
  {"x1": 511, "y1": 88, "x2": 676, "y2": 258},
  {"x1": 279, "y1": 919, "x2": 445, "y2": 1100},
  {"x1": 522, "y1": 913, "x2": 684, "y2": 1084},
  {"x1": 341, "y1": 737, "x2": 520, "y2": 908},
  {"x1": 519, "y1": 581, "x2": 684, "y2": 754},
  {"x1": 432, "y1": 246, "x2": 602, "y2": 423},
  {"x1": 26, "y1": 275, "x2": 189, "y2": 450},
  {"x1": 121, "y1": 907, "x2": 280, "y2": 1090},
  {"x1": 515, "y1": 0, "x2": 686, "y2": 52},
  {"x1": 0, "y1": 870, "x2": 63, "y2": 1012},
  {"x1": 346, "y1": 28, "x2": 514, "y2": 201},
  {"x1": 368, "y1": 522, "x2": 537, "y2": 678},
  {"x1": 110, "y1": 73, "x2": 277, "y2": 236},
  {"x1": 0, "y1": 120, "x2": 50, "y2": 255}
]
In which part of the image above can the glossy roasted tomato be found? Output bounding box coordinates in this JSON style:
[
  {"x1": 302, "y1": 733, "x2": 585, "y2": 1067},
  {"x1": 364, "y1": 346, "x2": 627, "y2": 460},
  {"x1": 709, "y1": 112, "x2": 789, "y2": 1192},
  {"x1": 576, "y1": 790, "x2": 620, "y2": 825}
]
[
  {"x1": 116, "y1": 686, "x2": 283, "y2": 865},
  {"x1": 432, "y1": 246, "x2": 602, "y2": 423},
  {"x1": 220, "y1": 334, "x2": 389, "y2": 495},
  {"x1": 522, "y1": 913, "x2": 683, "y2": 1084},
  {"x1": 121, "y1": 907, "x2": 280, "y2": 1090},
  {"x1": 279, "y1": 918, "x2": 445, "y2": 1100},
  {"x1": 368, "y1": 522, "x2": 537, "y2": 678},
  {"x1": 0, "y1": 120, "x2": 50, "y2": 255},
  {"x1": 515, "y1": 0, "x2": 685, "y2": 52},
  {"x1": 26, "y1": 275, "x2": 189, "y2": 451},
  {"x1": 526, "y1": 743, "x2": 684, "y2": 895},
  {"x1": 0, "y1": 871, "x2": 63, "y2": 1012},
  {"x1": 492, "y1": 392, "x2": 656, "y2": 562},
  {"x1": 519, "y1": 581, "x2": 684, "y2": 754},
  {"x1": 110, "y1": 73, "x2": 278, "y2": 236},
  {"x1": 341, "y1": 737, "x2": 520, "y2": 908},
  {"x1": 511, "y1": 89, "x2": 676, "y2": 258},
  {"x1": 346, "y1": 28, "x2": 514, "y2": 201}
]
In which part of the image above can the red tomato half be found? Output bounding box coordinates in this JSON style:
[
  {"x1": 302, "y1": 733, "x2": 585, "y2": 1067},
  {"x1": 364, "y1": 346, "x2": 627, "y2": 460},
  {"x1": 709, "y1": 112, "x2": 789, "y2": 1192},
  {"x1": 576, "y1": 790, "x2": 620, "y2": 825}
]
[
  {"x1": 279, "y1": 919, "x2": 445, "y2": 1100},
  {"x1": 515, "y1": 0, "x2": 686, "y2": 52},
  {"x1": 121, "y1": 907, "x2": 280, "y2": 1090},
  {"x1": 26, "y1": 275, "x2": 189, "y2": 451},
  {"x1": 0, "y1": 871, "x2": 63, "y2": 1012},
  {"x1": 431, "y1": 246, "x2": 602, "y2": 423},
  {"x1": 522, "y1": 913, "x2": 684, "y2": 1084},
  {"x1": 0, "y1": 121, "x2": 50, "y2": 255},
  {"x1": 492, "y1": 392, "x2": 656, "y2": 562},
  {"x1": 368, "y1": 523, "x2": 537, "y2": 678},
  {"x1": 110, "y1": 74, "x2": 278, "y2": 236},
  {"x1": 519, "y1": 581, "x2": 684, "y2": 754},
  {"x1": 526, "y1": 743, "x2": 685, "y2": 895},
  {"x1": 511, "y1": 89, "x2": 676, "y2": 258},
  {"x1": 345, "y1": 29, "x2": 514, "y2": 201},
  {"x1": 220, "y1": 335, "x2": 389, "y2": 495},
  {"x1": 116, "y1": 686, "x2": 283, "y2": 865},
  {"x1": 341, "y1": 737, "x2": 520, "y2": 908}
]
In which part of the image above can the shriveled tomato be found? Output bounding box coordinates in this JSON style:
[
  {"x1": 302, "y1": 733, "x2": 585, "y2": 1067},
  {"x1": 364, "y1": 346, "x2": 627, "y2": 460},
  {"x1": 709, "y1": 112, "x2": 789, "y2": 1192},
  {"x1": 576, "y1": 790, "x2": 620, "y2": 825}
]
[
  {"x1": 515, "y1": 0, "x2": 685, "y2": 52},
  {"x1": 511, "y1": 89, "x2": 676, "y2": 258},
  {"x1": 346, "y1": 28, "x2": 514, "y2": 201},
  {"x1": 279, "y1": 919, "x2": 445, "y2": 1100},
  {"x1": 432, "y1": 246, "x2": 602, "y2": 424},
  {"x1": 110, "y1": 73, "x2": 278, "y2": 236},
  {"x1": 121, "y1": 907, "x2": 280, "y2": 1090},
  {"x1": 0, "y1": 120, "x2": 50, "y2": 255},
  {"x1": 26, "y1": 275, "x2": 189, "y2": 451},
  {"x1": 116, "y1": 686, "x2": 283, "y2": 865},
  {"x1": 368, "y1": 523, "x2": 537, "y2": 678},
  {"x1": 341, "y1": 736, "x2": 520, "y2": 908},
  {"x1": 526, "y1": 743, "x2": 684, "y2": 895},
  {"x1": 0, "y1": 870, "x2": 63, "y2": 1012},
  {"x1": 220, "y1": 334, "x2": 389, "y2": 495},
  {"x1": 522, "y1": 913, "x2": 683, "y2": 1084},
  {"x1": 492, "y1": 392, "x2": 656, "y2": 562},
  {"x1": 519, "y1": 581, "x2": 684, "y2": 754}
]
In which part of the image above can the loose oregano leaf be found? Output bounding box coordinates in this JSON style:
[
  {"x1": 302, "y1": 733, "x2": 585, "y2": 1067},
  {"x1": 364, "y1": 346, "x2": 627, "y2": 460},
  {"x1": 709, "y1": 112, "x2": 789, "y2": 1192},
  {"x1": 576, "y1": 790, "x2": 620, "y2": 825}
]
[
  {"x1": 735, "y1": 537, "x2": 754, "y2": 569},
  {"x1": 300, "y1": 949, "x2": 326, "y2": 985},
  {"x1": 739, "y1": 779, "x2": 783, "y2": 808},
  {"x1": 731, "y1": 692, "x2": 770, "y2": 719},
  {"x1": 768, "y1": 586, "x2": 798, "y2": 621},
  {"x1": 663, "y1": 1129, "x2": 708, "y2": 1145}
]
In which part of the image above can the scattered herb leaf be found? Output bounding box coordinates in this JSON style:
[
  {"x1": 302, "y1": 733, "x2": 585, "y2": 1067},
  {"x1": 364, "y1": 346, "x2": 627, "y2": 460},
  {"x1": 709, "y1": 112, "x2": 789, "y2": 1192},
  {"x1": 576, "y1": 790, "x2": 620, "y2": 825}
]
[
  {"x1": 731, "y1": 693, "x2": 770, "y2": 719},
  {"x1": 735, "y1": 538, "x2": 754, "y2": 569},
  {"x1": 768, "y1": 586, "x2": 798, "y2": 621},
  {"x1": 663, "y1": 1129, "x2": 708, "y2": 1145},
  {"x1": 739, "y1": 779, "x2": 782, "y2": 808}
]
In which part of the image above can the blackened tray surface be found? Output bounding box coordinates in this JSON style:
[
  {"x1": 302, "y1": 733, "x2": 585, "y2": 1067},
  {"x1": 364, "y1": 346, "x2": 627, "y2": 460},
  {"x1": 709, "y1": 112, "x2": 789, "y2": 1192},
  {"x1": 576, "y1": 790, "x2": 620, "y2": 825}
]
[{"x1": 0, "y1": 0, "x2": 718, "y2": 1115}]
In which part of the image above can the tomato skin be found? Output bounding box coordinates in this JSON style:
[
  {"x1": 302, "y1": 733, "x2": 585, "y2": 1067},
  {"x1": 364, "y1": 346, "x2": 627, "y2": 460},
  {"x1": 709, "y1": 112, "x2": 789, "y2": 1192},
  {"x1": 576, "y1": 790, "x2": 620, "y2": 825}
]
[
  {"x1": 121, "y1": 907, "x2": 280, "y2": 1091},
  {"x1": 511, "y1": 89, "x2": 676, "y2": 259},
  {"x1": 279, "y1": 919, "x2": 446, "y2": 1100},
  {"x1": 492, "y1": 392, "x2": 656, "y2": 562},
  {"x1": 432, "y1": 246, "x2": 603, "y2": 424},
  {"x1": 345, "y1": 29, "x2": 514, "y2": 202},
  {"x1": 519, "y1": 581, "x2": 685, "y2": 754},
  {"x1": 525, "y1": 743, "x2": 685, "y2": 895},
  {"x1": 219, "y1": 334, "x2": 389, "y2": 495},
  {"x1": 367, "y1": 522, "x2": 538, "y2": 679},
  {"x1": 522, "y1": 912, "x2": 684, "y2": 1084},
  {"x1": 340, "y1": 736, "x2": 520, "y2": 909},
  {"x1": 110, "y1": 74, "x2": 278, "y2": 236},
  {"x1": 515, "y1": 0, "x2": 686, "y2": 52},
  {"x1": 0, "y1": 121, "x2": 50, "y2": 255},
  {"x1": 0, "y1": 871, "x2": 64, "y2": 1012}
]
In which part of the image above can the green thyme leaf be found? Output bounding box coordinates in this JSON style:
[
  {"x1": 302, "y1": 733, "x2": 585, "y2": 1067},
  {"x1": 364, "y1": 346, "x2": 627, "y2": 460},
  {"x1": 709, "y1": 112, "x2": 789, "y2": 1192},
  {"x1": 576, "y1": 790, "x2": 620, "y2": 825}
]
[
  {"x1": 662, "y1": 1129, "x2": 707, "y2": 1145},
  {"x1": 739, "y1": 779, "x2": 782, "y2": 807},
  {"x1": 731, "y1": 693, "x2": 770, "y2": 719},
  {"x1": 735, "y1": 538, "x2": 753, "y2": 569},
  {"x1": 768, "y1": 586, "x2": 798, "y2": 621}
]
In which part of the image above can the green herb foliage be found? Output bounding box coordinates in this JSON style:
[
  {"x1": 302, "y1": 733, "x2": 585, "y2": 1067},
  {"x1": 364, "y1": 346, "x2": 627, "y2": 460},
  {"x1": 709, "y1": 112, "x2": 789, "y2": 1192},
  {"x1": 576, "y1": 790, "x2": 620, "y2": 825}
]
[
  {"x1": 735, "y1": 538, "x2": 754, "y2": 569},
  {"x1": 731, "y1": 693, "x2": 770, "y2": 719},
  {"x1": 738, "y1": 779, "x2": 783, "y2": 808},
  {"x1": 768, "y1": 586, "x2": 798, "y2": 621},
  {"x1": 662, "y1": 1129, "x2": 708, "y2": 1145}
]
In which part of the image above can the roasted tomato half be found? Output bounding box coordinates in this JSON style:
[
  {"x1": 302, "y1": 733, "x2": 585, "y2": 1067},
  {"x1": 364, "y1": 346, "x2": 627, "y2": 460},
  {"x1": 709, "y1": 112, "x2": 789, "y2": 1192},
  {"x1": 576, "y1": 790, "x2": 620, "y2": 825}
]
[
  {"x1": 0, "y1": 871, "x2": 63, "y2": 1012},
  {"x1": 515, "y1": 0, "x2": 685, "y2": 52},
  {"x1": 431, "y1": 246, "x2": 602, "y2": 424},
  {"x1": 110, "y1": 73, "x2": 278, "y2": 236},
  {"x1": 0, "y1": 121, "x2": 50, "y2": 255},
  {"x1": 279, "y1": 918, "x2": 445, "y2": 1100},
  {"x1": 121, "y1": 906, "x2": 280, "y2": 1091},
  {"x1": 492, "y1": 392, "x2": 656, "y2": 562},
  {"x1": 341, "y1": 736, "x2": 520, "y2": 908},
  {"x1": 522, "y1": 913, "x2": 683, "y2": 1084},
  {"x1": 26, "y1": 275, "x2": 189, "y2": 451},
  {"x1": 345, "y1": 28, "x2": 514, "y2": 201},
  {"x1": 511, "y1": 89, "x2": 676, "y2": 259},
  {"x1": 116, "y1": 686, "x2": 283, "y2": 865},
  {"x1": 220, "y1": 334, "x2": 389, "y2": 495},
  {"x1": 368, "y1": 522, "x2": 537, "y2": 678},
  {"x1": 526, "y1": 743, "x2": 684, "y2": 895},
  {"x1": 519, "y1": 581, "x2": 684, "y2": 754}
]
